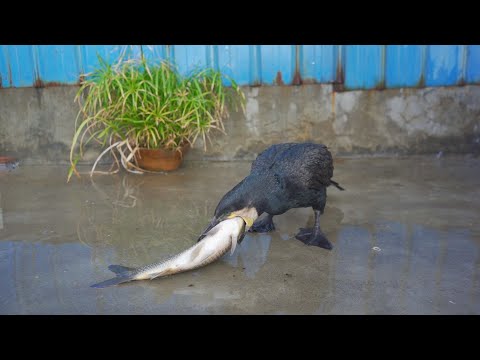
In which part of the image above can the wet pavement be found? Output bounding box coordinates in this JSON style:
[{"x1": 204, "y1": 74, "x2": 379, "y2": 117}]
[{"x1": 1, "y1": 156, "x2": 479, "y2": 314}]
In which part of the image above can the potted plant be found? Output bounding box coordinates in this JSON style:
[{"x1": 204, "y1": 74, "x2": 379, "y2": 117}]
[{"x1": 67, "y1": 54, "x2": 245, "y2": 182}]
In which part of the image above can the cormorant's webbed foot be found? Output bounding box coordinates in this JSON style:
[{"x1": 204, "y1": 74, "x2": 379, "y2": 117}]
[
  {"x1": 295, "y1": 228, "x2": 333, "y2": 250},
  {"x1": 248, "y1": 214, "x2": 275, "y2": 233}
]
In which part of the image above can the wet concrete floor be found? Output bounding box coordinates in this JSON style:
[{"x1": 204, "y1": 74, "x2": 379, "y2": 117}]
[{"x1": 1, "y1": 156, "x2": 479, "y2": 314}]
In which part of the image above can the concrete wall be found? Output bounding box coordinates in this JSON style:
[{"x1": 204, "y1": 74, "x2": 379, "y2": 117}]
[{"x1": 1, "y1": 84, "x2": 479, "y2": 164}]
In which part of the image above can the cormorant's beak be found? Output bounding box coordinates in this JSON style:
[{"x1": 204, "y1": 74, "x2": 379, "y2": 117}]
[{"x1": 197, "y1": 216, "x2": 221, "y2": 242}]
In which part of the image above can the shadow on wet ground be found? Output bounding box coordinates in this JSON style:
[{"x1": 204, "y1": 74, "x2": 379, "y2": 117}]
[{"x1": 0, "y1": 156, "x2": 479, "y2": 314}]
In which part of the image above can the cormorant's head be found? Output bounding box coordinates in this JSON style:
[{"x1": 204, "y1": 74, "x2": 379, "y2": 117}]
[{"x1": 197, "y1": 176, "x2": 260, "y2": 242}]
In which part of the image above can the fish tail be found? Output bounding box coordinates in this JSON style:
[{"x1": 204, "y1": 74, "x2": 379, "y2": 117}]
[
  {"x1": 90, "y1": 275, "x2": 133, "y2": 288},
  {"x1": 108, "y1": 264, "x2": 135, "y2": 274},
  {"x1": 90, "y1": 264, "x2": 136, "y2": 289}
]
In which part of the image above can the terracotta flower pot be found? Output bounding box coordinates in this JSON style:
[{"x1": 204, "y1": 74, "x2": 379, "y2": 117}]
[
  {"x1": 135, "y1": 143, "x2": 190, "y2": 172},
  {"x1": 0, "y1": 156, "x2": 18, "y2": 171}
]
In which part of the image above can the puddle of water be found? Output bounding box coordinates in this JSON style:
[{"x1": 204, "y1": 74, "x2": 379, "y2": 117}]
[{"x1": 0, "y1": 157, "x2": 479, "y2": 314}]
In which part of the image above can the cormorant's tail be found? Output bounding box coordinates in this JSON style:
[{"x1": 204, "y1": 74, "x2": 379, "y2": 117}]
[
  {"x1": 90, "y1": 264, "x2": 136, "y2": 289},
  {"x1": 330, "y1": 180, "x2": 345, "y2": 191}
]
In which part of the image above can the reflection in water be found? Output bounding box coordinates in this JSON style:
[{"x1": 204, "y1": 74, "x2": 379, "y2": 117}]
[
  {"x1": 77, "y1": 174, "x2": 217, "y2": 261},
  {"x1": 0, "y1": 192, "x2": 3, "y2": 230},
  {"x1": 1, "y1": 159, "x2": 480, "y2": 314},
  {"x1": 0, "y1": 240, "x2": 95, "y2": 314},
  {"x1": 2, "y1": 219, "x2": 478, "y2": 314},
  {"x1": 330, "y1": 222, "x2": 480, "y2": 314},
  {"x1": 90, "y1": 176, "x2": 142, "y2": 209},
  {"x1": 222, "y1": 234, "x2": 272, "y2": 278}
]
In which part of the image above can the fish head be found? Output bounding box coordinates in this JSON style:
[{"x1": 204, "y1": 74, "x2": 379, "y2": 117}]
[
  {"x1": 197, "y1": 216, "x2": 222, "y2": 242},
  {"x1": 196, "y1": 209, "x2": 253, "y2": 243}
]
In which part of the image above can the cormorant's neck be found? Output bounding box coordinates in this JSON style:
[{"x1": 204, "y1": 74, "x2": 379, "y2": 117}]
[{"x1": 222, "y1": 173, "x2": 272, "y2": 216}]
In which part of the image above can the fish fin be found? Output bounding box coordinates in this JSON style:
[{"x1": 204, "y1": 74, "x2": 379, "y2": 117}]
[
  {"x1": 90, "y1": 274, "x2": 134, "y2": 289},
  {"x1": 149, "y1": 272, "x2": 162, "y2": 280},
  {"x1": 108, "y1": 264, "x2": 135, "y2": 275},
  {"x1": 230, "y1": 234, "x2": 238, "y2": 256},
  {"x1": 91, "y1": 264, "x2": 136, "y2": 288},
  {"x1": 231, "y1": 219, "x2": 246, "y2": 254},
  {"x1": 238, "y1": 231, "x2": 246, "y2": 244}
]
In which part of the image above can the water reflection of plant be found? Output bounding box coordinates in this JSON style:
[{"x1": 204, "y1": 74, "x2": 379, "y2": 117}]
[{"x1": 76, "y1": 174, "x2": 216, "y2": 265}]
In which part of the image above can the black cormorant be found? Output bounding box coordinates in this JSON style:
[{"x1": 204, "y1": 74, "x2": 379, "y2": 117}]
[{"x1": 198, "y1": 142, "x2": 344, "y2": 250}]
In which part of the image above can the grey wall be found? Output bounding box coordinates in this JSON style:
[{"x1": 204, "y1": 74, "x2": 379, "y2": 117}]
[{"x1": 1, "y1": 84, "x2": 480, "y2": 165}]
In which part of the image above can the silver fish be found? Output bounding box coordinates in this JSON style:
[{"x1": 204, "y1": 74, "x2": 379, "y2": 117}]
[{"x1": 91, "y1": 217, "x2": 246, "y2": 288}]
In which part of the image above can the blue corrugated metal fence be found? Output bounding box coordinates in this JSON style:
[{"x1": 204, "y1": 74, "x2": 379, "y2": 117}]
[{"x1": 1, "y1": 45, "x2": 479, "y2": 90}]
